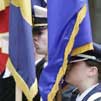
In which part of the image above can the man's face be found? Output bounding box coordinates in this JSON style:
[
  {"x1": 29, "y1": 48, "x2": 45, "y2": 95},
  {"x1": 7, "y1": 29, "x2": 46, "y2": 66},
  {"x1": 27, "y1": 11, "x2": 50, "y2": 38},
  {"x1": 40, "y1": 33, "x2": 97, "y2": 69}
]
[
  {"x1": 33, "y1": 28, "x2": 48, "y2": 55},
  {"x1": 65, "y1": 61, "x2": 91, "y2": 86}
]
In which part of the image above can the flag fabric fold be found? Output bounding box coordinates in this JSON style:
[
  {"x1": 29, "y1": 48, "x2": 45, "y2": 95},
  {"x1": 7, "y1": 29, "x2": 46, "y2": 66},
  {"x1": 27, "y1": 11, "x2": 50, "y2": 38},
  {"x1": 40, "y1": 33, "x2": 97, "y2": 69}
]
[
  {"x1": 39, "y1": 0, "x2": 93, "y2": 101},
  {"x1": 0, "y1": 6, "x2": 9, "y2": 74},
  {"x1": 7, "y1": 0, "x2": 38, "y2": 100}
]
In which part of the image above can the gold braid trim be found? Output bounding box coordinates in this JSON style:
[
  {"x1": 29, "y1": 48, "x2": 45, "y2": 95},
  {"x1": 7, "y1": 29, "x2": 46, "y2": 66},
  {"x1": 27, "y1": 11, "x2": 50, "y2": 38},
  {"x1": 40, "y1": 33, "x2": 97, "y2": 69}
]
[
  {"x1": 71, "y1": 43, "x2": 93, "y2": 56},
  {"x1": 7, "y1": 58, "x2": 38, "y2": 101},
  {"x1": 0, "y1": 0, "x2": 10, "y2": 11}
]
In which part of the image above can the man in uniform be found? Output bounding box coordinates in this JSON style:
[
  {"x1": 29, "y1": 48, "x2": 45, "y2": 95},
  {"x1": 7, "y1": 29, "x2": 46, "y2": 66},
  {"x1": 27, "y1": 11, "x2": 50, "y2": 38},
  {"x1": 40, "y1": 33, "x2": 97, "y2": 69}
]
[
  {"x1": 23, "y1": 5, "x2": 48, "y2": 101},
  {"x1": 65, "y1": 43, "x2": 101, "y2": 101},
  {"x1": 33, "y1": 5, "x2": 48, "y2": 101}
]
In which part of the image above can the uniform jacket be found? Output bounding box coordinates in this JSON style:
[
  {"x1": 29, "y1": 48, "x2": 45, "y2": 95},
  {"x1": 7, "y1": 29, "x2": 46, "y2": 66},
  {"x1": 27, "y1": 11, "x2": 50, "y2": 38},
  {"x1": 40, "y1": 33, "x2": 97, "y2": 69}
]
[{"x1": 71, "y1": 83, "x2": 101, "y2": 101}]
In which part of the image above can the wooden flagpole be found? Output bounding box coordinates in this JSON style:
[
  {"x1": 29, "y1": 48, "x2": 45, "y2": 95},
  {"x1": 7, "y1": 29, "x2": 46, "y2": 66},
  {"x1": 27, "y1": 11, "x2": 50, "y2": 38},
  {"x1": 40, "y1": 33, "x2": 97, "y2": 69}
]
[{"x1": 16, "y1": 85, "x2": 22, "y2": 101}]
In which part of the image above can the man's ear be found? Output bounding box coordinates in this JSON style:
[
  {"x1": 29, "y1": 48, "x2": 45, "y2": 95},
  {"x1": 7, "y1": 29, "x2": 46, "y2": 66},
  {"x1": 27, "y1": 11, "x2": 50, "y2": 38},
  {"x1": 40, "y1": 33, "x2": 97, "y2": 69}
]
[{"x1": 88, "y1": 66, "x2": 98, "y2": 77}]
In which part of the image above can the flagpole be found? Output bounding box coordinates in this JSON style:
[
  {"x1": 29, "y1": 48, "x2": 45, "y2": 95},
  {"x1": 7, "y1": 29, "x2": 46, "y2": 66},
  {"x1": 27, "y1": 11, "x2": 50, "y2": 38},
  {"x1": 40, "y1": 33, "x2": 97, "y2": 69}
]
[{"x1": 16, "y1": 85, "x2": 22, "y2": 101}]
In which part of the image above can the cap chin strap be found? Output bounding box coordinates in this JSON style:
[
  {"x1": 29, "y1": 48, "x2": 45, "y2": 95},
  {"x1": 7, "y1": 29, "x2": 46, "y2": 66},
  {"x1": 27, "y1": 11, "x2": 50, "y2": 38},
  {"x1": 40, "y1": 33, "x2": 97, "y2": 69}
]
[
  {"x1": 78, "y1": 54, "x2": 97, "y2": 60},
  {"x1": 78, "y1": 54, "x2": 101, "y2": 63},
  {"x1": 70, "y1": 58, "x2": 88, "y2": 63}
]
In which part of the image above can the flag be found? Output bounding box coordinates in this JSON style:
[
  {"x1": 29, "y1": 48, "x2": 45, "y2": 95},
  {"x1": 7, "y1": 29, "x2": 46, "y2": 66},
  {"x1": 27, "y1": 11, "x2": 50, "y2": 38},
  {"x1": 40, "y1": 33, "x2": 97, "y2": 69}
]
[
  {"x1": 39, "y1": 0, "x2": 93, "y2": 101},
  {"x1": 0, "y1": 5, "x2": 9, "y2": 74},
  {"x1": 7, "y1": 0, "x2": 38, "y2": 100}
]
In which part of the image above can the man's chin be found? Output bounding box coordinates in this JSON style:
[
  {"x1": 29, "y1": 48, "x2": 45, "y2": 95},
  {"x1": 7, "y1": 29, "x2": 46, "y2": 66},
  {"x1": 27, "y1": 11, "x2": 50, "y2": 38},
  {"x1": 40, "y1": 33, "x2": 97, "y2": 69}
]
[
  {"x1": 36, "y1": 50, "x2": 45, "y2": 55},
  {"x1": 65, "y1": 78, "x2": 72, "y2": 85}
]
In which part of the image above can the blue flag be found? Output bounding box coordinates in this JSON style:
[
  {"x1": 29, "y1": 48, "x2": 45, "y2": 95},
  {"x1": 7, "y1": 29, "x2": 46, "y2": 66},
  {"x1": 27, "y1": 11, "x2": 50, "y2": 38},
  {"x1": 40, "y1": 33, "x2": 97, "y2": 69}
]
[
  {"x1": 39, "y1": 0, "x2": 93, "y2": 101},
  {"x1": 7, "y1": 0, "x2": 37, "y2": 100}
]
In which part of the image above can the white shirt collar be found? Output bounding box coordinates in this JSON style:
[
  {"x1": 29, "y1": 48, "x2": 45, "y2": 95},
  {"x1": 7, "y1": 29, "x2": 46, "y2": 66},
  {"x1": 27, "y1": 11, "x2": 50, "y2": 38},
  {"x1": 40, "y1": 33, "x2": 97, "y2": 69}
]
[
  {"x1": 35, "y1": 58, "x2": 44, "y2": 65},
  {"x1": 76, "y1": 83, "x2": 99, "y2": 101},
  {"x1": 35, "y1": 57, "x2": 48, "y2": 68},
  {"x1": 43, "y1": 61, "x2": 48, "y2": 68}
]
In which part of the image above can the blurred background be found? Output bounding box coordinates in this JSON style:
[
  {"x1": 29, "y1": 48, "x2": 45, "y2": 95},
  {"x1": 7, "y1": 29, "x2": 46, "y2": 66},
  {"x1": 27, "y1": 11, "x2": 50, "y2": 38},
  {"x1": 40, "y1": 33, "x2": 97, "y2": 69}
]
[{"x1": 89, "y1": 0, "x2": 101, "y2": 43}]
